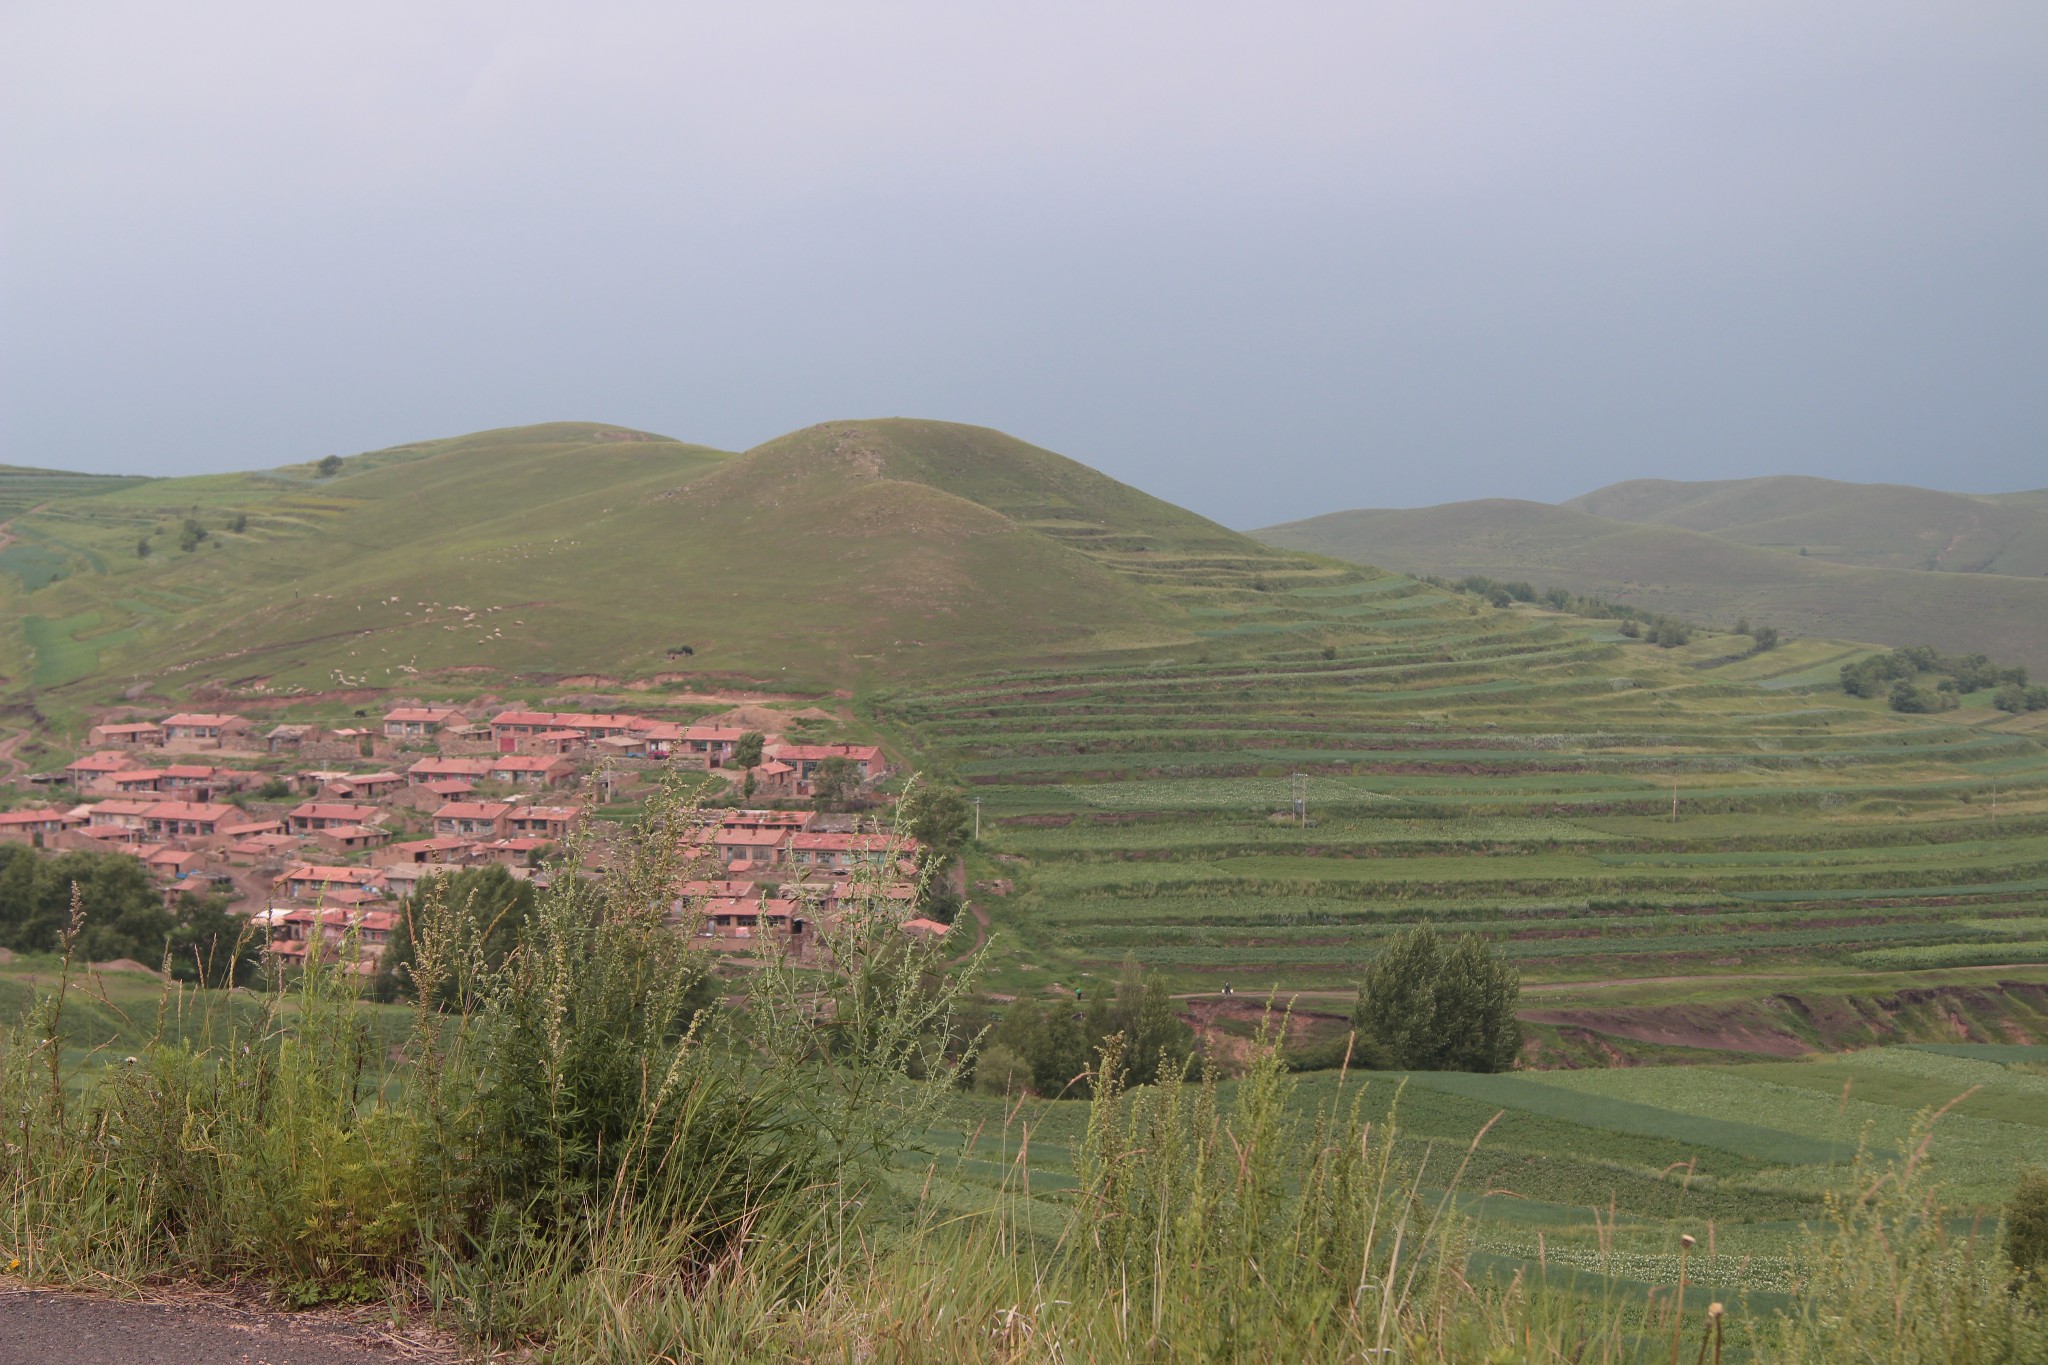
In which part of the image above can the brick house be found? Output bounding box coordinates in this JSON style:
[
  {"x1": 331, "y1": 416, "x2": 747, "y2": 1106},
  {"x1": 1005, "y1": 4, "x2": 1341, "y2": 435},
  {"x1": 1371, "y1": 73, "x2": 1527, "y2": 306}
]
[
  {"x1": 504, "y1": 805, "x2": 578, "y2": 840},
  {"x1": 161, "y1": 713, "x2": 251, "y2": 749},
  {"x1": 141, "y1": 800, "x2": 238, "y2": 842},
  {"x1": 89, "y1": 722, "x2": 165, "y2": 748},
  {"x1": 382, "y1": 706, "x2": 470, "y2": 740},
  {"x1": 408, "y1": 757, "x2": 497, "y2": 786},
  {"x1": 275, "y1": 864, "x2": 386, "y2": 901},
  {"x1": 65, "y1": 752, "x2": 135, "y2": 783},
  {"x1": 487, "y1": 755, "x2": 577, "y2": 788},
  {"x1": 433, "y1": 801, "x2": 513, "y2": 839},
  {"x1": 287, "y1": 801, "x2": 384, "y2": 835},
  {"x1": 314, "y1": 824, "x2": 391, "y2": 854}
]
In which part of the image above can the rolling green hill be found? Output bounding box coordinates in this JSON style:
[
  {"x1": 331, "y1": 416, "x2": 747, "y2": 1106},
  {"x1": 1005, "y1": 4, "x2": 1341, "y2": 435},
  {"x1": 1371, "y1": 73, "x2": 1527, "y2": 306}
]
[
  {"x1": 0, "y1": 419, "x2": 1373, "y2": 701},
  {"x1": 1256, "y1": 485, "x2": 2048, "y2": 671}
]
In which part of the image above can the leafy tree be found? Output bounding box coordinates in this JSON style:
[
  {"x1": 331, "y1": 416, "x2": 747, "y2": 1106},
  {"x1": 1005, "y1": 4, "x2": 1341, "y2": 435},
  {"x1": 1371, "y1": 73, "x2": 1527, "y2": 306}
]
[
  {"x1": 1994, "y1": 683, "x2": 2048, "y2": 713},
  {"x1": 178, "y1": 518, "x2": 208, "y2": 552},
  {"x1": 1352, "y1": 923, "x2": 1521, "y2": 1072},
  {"x1": 1084, "y1": 954, "x2": 1193, "y2": 1088},
  {"x1": 979, "y1": 958, "x2": 1190, "y2": 1098},
  {"x1": 316, "y1": 454, "x2": 343, "y2": 477},
  {"x1": 227, "y1": 513, "x2": 248, "y2": 533},
  {"x1": 166, "y1": 893, "x2": 264, "y2": 987},
  {"x1": 987, "y1": 996, "x2": 1093, "y2": 1098},
  {"x1": 810, "y1": 756, "x2": 859, "y2": 811},
  {"x1": 732, "y1": 731, "x2": 765, "y2": 799},
  {"x1": 898, "y1": 783, "x2": 971, "y2": 856},
  {"x1": 0, "y1": 846, "x2": 175, "y2": 962},
  {"x1": 135, "y1": 538, "x2": 150, "y2": 559},
  {"x1": 1747, "y1": 624, "x2": 1779, "y2": 652}
]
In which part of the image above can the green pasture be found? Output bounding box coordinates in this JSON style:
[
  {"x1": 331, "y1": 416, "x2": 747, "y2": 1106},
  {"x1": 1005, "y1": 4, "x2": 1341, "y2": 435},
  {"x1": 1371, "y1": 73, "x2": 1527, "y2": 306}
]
[{"x1": 916, "y1": 1043, "x2": 2044, "y2": 1300}]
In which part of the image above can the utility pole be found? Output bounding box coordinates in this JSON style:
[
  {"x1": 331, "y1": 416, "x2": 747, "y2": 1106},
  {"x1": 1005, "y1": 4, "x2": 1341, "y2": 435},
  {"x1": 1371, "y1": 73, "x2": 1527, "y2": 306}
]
[
  {"x1": 973, "y1": 796, "x2": 981, "y2": 841},
  {"x1": 1671, "y1": 780, "x2": 1679, "y2": 823},
  {"x1": 1291, "y1": 772, "x2": 1307, "y2": 827}
]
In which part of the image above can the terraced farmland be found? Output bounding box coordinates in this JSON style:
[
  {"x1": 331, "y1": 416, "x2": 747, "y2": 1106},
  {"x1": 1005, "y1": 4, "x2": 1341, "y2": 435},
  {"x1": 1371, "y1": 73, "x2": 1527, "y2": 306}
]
[{"x1": 872, "y1": 570, "x2": 2048, "y2": 1055}]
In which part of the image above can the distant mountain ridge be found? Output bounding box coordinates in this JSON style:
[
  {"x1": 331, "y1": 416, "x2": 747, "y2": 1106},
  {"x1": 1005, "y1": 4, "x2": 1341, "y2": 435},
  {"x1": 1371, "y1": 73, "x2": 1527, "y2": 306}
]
[
  {"x1": 1256, "y1": 475, "x2": 2048, "y2": 672},
  {"x1": 1565, "y1": 476, "x2": 2048, "y2": 577}
]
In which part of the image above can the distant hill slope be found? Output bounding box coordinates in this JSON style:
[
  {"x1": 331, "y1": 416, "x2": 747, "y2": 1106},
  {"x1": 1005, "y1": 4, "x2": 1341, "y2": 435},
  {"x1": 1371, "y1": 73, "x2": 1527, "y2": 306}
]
[
  {"x1": 1257, "y1": 488, "x2": 2048, "y2": 672},
  {"x1": 1567, "y1": 476, "x2": 2048, "y2": 577},
  {"x1": 0, "y1": 419, "x2": 1377, "y2": 702}
]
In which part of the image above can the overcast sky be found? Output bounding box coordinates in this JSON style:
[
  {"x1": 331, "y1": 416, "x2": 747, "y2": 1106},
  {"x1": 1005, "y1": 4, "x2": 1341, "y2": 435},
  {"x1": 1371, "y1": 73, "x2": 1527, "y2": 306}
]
[{"x1": 3, "y1": 3, "x2": 2043, "y2": 525}]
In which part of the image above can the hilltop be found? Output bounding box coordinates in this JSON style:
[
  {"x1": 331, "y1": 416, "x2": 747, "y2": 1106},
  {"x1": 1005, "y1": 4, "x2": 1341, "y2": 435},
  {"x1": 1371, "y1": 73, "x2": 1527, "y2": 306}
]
[
  {"x1": 0, "y1": 419, "x2": 1369, "y2": 703},
  {"x1": 1256, "y1": 476, "x2": 2048, "y2": 670}
]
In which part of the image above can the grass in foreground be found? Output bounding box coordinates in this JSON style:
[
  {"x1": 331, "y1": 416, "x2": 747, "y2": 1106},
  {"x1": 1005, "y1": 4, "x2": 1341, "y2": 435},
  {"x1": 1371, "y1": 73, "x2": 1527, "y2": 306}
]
[{"x1": 2, "y1": 793, "x2": 2044, "y2": 1360}]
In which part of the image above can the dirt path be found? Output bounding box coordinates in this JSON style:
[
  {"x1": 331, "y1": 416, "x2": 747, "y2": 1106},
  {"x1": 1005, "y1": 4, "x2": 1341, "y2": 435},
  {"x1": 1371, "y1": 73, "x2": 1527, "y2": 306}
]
[
  {"x1": 0, "y1": 730, "x2": 30, "y2": 782},
  {"x1": 0, "y1": 502, "x2": 50, "y2": 555},
  {"x1": 948, "y1": 896, "x2": 991, "y2": 965},
  {"x1": 0, "y1": 1286, "x2": 458, "y2": 1365}
]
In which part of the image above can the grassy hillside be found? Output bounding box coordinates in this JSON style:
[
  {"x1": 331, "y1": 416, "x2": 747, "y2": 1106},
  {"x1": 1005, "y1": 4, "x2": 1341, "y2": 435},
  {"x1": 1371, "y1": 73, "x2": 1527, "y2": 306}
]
[
  {"x1": 1568, "y1": 475, "x2": 2048, "y2": 576},
  {"x1": 1257, "y1": 496, "x2": 2048, "y2": 671},
  {"x1": 0, "y1": 419, "x2": 1369, "y2": 702}
]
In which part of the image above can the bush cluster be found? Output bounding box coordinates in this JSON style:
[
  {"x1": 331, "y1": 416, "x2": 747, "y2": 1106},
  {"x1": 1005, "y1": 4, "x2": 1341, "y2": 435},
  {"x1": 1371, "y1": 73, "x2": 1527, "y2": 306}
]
[
  {"x1": 969, "y1": 955, "x2": 1191, "y2": 1098},
  {"x1": 1841, "y1": 645, "x2": 2031, "y2": 711}
]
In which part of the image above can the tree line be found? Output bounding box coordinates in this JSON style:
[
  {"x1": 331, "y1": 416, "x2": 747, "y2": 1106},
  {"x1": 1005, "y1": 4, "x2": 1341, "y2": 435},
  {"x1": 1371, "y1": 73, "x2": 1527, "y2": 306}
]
[
  {"x1": 1427, "y1": 574, "x2": 1778, "y2": 653},
  {"x1": 0, "y1": 845, "x2": 259, "y2": 984}
]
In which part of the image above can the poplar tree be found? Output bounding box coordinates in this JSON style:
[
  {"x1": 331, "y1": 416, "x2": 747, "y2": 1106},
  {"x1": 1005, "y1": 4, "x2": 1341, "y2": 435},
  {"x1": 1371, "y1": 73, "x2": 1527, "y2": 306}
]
[{"x1": 1353, "y1": 923, "x2": 1522, "y2": 1072}]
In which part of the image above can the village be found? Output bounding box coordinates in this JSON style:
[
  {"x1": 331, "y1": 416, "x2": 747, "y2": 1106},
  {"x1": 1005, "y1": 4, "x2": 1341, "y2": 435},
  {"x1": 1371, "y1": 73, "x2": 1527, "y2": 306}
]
[{"x1": 0, "y1": 704, "x2": 944, "y2": 975}]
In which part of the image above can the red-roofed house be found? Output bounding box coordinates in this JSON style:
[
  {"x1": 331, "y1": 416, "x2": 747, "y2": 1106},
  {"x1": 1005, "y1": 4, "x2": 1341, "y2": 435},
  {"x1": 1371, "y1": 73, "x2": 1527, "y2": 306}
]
[
  {"x1": 479, "y1": 837, "x2": 553, "y2": 867},
  {"x1": 374, "y1": 836, "x2": 479, "y2": 867},
  {"x1": 714, "y1": 826, "x2": 788, "y2": 870},
  {"x1": 697, "y1": 896, "x2": 801, "y2": 947},
  {"x1": 89, "y1": 721, "x2": 165, "y2": 748},
  {"x1": 408, "y1": 757, "x2": 497, "y2": 786},
  {"x1": 86, "y1": 799, "x2": 159, "y2": 834},
  {"x1": 488, "y1": 755, "x2": 577, "y2": 788},
  {"x1": 275, "y1": 864, "x2": 386, "y2": 901},
  {"x1": 159, "y1": 764, "x2": 238, "y2": 796},
  {"x1": 313, "y1": 824, "x2": 391, "y2": 854},
  {"x1": 287, "y1": 801, "x2": 384, "y2": 835},
  {"x1": 266, "y1": 906, "x2": 403, "y2": 975},
  {"x1": 678, "y1": 726, "x2": 746, "y2": 768},
  {"x1": 65, "y1": 752, "x2": 135, "y2": 783},
  {"x1": 320, "y1": 771, "x2": 405, "y2": 800},
  {"x1": 789, "y1": 830, "x2": 914, "y2": 873},
  {"x1": 0, "y1": 808, "x2": 82, "y2": 843},
  {"x1": 383, "y1": 706, "x2": 471, "y2": 739},
  {"x1": 768, "y1": 743, "x2": 888, "y2": 790},
  {"x1": 504, "y1": 805, "x2": 578, "y2": 840},
  {"x1": 142, "y1": 801, "x2": 238, "y2": 841},
  {"x1": 161, "y1": 713, "x2": 251, "y2": 749},
  {"x1": 433, "y1": 801, "x2": 513, "y2": 839}
]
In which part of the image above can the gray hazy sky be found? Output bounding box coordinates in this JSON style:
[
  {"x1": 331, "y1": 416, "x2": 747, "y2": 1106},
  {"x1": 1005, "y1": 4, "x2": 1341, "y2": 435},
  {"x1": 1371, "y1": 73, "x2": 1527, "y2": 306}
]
[{"x1": 3, "y1": 3, "x2": 2044, "y2": 526}]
